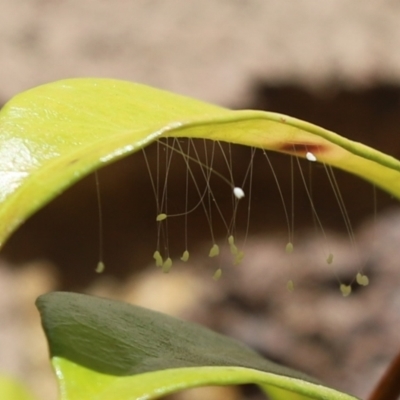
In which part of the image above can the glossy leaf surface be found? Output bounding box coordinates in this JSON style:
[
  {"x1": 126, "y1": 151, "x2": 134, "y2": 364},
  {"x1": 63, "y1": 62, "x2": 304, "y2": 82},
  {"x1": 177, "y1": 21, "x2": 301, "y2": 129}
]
[{"x1": 1, "y1": 78, "x2": 400, "y2": 248}]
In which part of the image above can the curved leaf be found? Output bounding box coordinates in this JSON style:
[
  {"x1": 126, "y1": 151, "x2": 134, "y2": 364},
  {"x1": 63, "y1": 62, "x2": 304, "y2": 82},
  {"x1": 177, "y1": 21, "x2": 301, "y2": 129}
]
[
  {"x1": 36, "y1": 292, "x2": 358, "y2": 400},
  {"x1": 1, "y1": 78, "x2": 400, "y2": 248}
]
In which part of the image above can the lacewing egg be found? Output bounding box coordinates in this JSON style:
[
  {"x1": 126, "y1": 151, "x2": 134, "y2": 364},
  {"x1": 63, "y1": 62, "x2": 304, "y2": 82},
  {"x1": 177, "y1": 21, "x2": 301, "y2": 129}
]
[{"x1": 233, "y1": 187, "x2": 245, "y2": 199}]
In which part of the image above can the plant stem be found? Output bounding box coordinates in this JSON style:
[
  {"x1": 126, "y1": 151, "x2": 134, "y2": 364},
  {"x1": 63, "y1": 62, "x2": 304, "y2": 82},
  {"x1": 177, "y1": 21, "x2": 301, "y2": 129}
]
[{"x1": 368, "y1": 350, "x2": 400, "y2": 400}]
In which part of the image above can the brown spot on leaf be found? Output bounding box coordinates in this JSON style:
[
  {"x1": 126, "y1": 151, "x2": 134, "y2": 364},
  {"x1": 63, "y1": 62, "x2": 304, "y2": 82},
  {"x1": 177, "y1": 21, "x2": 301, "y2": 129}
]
[{"x1": 278, "y1": 142, "x2": 327, "y2": 156}]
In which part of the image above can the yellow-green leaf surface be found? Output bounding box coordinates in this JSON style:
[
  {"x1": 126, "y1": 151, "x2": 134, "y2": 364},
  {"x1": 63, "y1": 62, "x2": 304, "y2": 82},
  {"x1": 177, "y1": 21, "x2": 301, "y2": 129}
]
[
  {"x1": 37, "y1": 292, "x2": 358, "y2": 400},
  {"x1": 0, "y1": 376, "x2": 38, "y2": 400},
  {"x1": 1, "y1": 78, "x2": 400, "y2": 248}
]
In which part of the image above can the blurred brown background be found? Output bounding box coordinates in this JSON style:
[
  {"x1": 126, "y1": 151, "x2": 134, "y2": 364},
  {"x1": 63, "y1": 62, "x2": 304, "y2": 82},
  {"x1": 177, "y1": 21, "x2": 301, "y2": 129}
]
[{"x1": 1, "y1": 1, "x2": 400, "y2": 400}]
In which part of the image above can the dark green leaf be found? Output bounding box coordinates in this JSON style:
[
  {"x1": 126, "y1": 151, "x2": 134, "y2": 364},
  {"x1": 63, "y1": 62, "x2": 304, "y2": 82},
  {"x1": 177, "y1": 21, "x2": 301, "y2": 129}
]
[{"x1": 37, "y1": 292, "x2": 359, "y2": 400}]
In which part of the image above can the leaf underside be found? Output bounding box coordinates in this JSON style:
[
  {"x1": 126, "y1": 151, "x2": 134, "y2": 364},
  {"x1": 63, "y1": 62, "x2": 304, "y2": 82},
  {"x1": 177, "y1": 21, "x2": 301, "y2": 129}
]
[{"x1": 1, "y1": 78, "x2": 400, "y2": 248}]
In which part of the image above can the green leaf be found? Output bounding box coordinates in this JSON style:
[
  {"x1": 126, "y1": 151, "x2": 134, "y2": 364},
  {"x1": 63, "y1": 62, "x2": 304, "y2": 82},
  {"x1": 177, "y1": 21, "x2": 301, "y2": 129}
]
[
  {"x1": 0, "y1": 376, "x2": 38, "y2": 400},
  {"x1": 1, "y1": 78, "x2": 400, "y2": 248},
  {"x1": 37, "y1": 292, "x2": 358, "y2": 400}
]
